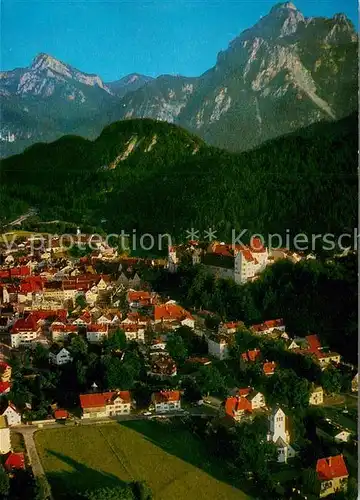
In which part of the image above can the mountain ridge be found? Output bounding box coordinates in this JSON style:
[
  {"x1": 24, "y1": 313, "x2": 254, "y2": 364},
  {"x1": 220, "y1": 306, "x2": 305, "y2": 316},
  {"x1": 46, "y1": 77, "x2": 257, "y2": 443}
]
[
  {"x1": 0, "y1": 2, "x2": 357, "y2": 155},
  {"x1": 0, "y1": 114, "x2": 357, "y2": 244}
]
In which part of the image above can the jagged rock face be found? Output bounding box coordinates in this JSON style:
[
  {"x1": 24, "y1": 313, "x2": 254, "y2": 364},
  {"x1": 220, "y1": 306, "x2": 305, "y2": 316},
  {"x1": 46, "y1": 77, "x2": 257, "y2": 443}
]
[
  {"x1": 106, "y1": 73, "x2": 154, "y2": 98},
  {"x1": 117, "y1": 75, "x2": 198, "y2": 123},
  {"x1": 1, "y1": 53, "x2": 111, "y2": 99},
  {"x1": 0, "y1": 2, "x2": 357, "y2": 156},
  {"x1": 110, "y1": 2, "x2": 358, "y2": 151}
]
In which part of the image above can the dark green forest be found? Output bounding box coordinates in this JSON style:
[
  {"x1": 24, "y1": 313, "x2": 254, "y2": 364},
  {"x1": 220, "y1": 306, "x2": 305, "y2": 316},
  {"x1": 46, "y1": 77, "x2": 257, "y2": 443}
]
[{"x1": 0, "y1": 114, "x2": 357, "y2": 248}]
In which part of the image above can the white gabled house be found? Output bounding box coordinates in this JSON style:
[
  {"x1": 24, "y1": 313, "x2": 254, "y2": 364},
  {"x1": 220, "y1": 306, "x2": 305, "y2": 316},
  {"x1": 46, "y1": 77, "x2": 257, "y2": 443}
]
[
  {"x1": 1, "y1": 403, "x2": 21, "y2": 426},
  {"x1": 49, "y1": 347, "x2": 73, "y2": 366}
]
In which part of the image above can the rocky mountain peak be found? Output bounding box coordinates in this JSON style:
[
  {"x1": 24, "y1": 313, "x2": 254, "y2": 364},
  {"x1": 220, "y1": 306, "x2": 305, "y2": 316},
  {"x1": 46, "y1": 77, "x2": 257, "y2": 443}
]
[
  {"x1": 270, "y1": 2, "x2": 298, "y2": 13},
  {"x1": 31, "y1": 53, "x2": 71, "y2": 76}
]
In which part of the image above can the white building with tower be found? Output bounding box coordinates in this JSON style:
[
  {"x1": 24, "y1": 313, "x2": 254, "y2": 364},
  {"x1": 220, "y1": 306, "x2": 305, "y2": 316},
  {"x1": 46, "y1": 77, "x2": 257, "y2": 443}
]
[{"x1": 267, "y1": 407, "x2": 296, "y2": 463}]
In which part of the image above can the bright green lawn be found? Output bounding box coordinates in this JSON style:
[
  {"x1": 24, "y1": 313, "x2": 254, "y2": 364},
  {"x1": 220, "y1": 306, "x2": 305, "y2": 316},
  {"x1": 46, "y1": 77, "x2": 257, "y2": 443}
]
[{"x1": 35, "y1": 420, "x2": 250, "y2": 500}]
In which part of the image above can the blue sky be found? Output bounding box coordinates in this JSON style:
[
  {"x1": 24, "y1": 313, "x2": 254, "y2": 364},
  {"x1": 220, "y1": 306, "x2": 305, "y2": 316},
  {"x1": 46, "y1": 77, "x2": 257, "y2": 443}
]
[{"x1": 1, "y1": 0, "x2": 358, "y2": 81}]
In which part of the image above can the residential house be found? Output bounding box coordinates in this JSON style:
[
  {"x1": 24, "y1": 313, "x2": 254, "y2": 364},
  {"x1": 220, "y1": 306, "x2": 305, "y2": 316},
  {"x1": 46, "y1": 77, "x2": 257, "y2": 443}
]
[
  {"x1": 10, "y1": 315, "x2": 41, "y2": 348},
  {"x1": 0, "y1": 383, "x2": 11, "y2": 397},
  {"x1": 127, "y1": 290, "x2": 154, "y2": 308},
  {"x1": 240, "y1": 388, "x2": 266, "y2": 410},
  {"x1": 49, "y1": 347, "x2": 73, "y2": 366},
  {"x1": 295, "y1": 335, "x2": 341, "y2": 369},
  {"x1": 4, "y1": 452, "x2": 25, "y2": 472},
  {"x1": 207, "y1": 335, "x2": 229, "y2": 360},
  {"x1": 0, "y1": 363, "x2": 11, "y2": 383},
  {"x1": 122, "y1": 324, "x2": 145, "y2": 343},
  {"x1": 0, "y1": 416, "x2": 10, "y2": 454},
  {"x1": 86, "y1": 324, "x2": 109, "y2": 343},
  {"x1": 316, "y1": 455, "x2": 348, "y2": 498},
  {"x1": 54, "y1": 409, "x2": 69, "y2": 420},
  {"x1": 151, "y1": 390, "x2": 181, "y2": 413},
  {"x1": 50, "y1": 322, "x2": 78, "y2": 341},
  {"x1": 225, "y1": 396, "x2": 252, "y2": 422},
  {"x1": 150, "y1": 354, "x2": 177, "y2": 377},
  {"x1": 267, "y1": 407, "x2": 296, "y2": 463},
  {"x1": 85, "y1": 288, "x2": 98, "y2": 306},
  {"x1": 80, "y1": 391, "x2": 131, "y2": 419},
  {"x1": 316, "y1": 419, "x2": 352, "y2": 444},
  {"x1": 241, "y1": 348, "x2": 261, "y2": 363},
  {"x1": 218, "y1": 321, "x2": 245, "y2": 335},
  {"x1": 250, "y1": 319, "x2": 285, "y2": 335},
  {"x1": 309, "y1": 386, "x2": 324, "y2": 406},
  {"x1": 150, "y1": 338, "x2": 167, "y2": 351},
  {"x1": 263, "y1": 361, "x2": 277, "y2": 376},
  {"x1": 154, "y1": 303, "x2": 195, "y2": 329},
  {"x1": 1, "y1": 403, "x2": 21, "y2": 426}
]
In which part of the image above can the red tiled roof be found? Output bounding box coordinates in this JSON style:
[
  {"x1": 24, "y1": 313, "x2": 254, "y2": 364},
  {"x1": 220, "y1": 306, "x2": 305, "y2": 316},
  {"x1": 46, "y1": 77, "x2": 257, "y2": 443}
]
[
  {"x1": 240, "y1": 248, "x2": 255, "y2": 263},
  {"x1": 87, "y1": 324, "x2": 108, "y2": 333},
  {"x1": 238, "y1": 387, "x2": 252, "y2": 397},
  {"x1": 241, "y1": 349, "x2": 261, "y2": 362},
  {"x1": 11, "y1": 316, "x2": 38, "y2": 333},
  {"x1": 0, "y1": 381, "x2": 11, "y2": 394},
  {"x1": 54, "y1": 409, "x2": 68, "y2": 419},
  {"x1": 128, "y1": 291, "x2": 151, "y2": 303},
  {"x1": 212, "y1": 244, "x2": 233, "y2": 258},
  {"x1": 251, "y1": 319, "x2": 284, "y2": 333},
  {"x1": 249, "y1": 237, "x2": 266, "y2": 253},
  {"x1": 225, "y1": 396, "x2": 252, "y2": 418},
  {"x1": 80, "y1": 391, "x2": 131, "y2": 409},
  {"x1": 154, "y1": 304, "x2": 193, "y2": 322},
  {"x1": 51, "y1": 323, "x2": 78, "y2": 333},
  {"x1": 316, "y1": 455, "x2": 348, "y2": 481},
  {"x1": 10, "y1": 266, "x2": 31, "y2": 277},
  {"x1": 306, "y1": 334, "x2": 322, "y2": 351},
  {"x1": 224, "y1": 321, "x2": 243, "y2": 330},
  {"x1": 153, "y1": 390, "x2": 180, "y2": 403},
  {"x1": 263, "y1": 361, "x2": 277, "y2": 375},
  {"x1": 5, "y1": 452, "x2": 25, "y2": 471},
  {"x1": 0, "y1": 362, "x2": 10, "y2": 372}
]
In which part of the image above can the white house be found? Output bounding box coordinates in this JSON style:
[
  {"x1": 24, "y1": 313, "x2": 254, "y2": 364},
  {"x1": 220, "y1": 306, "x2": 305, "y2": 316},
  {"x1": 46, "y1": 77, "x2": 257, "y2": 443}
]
[
  {"x1": 207, "y1": 336, "x2": 229, "y2": 360},
  {"x1": 86, "y1": 324, "x2": 109, "y2": 343},
  {"x1": 2, "y1": 403, "x2": 21, "y2": 427},
  {"x1": 267, "y1": 407, "x2": 296, "y2": 463},
  {"x1": 0, "y1": 417, "x2": 10, "y2": 454},
  {"x1": 152, "y1": 390, "x2": 181, "y2": 413},
  {"x1": 85, "y1": 289, "x2": 98, "y2": 306},
  {"x1": 80, "y1": 391, "x2": 131, "y2": 419},
  {"x1": 49, "y1": 347, "x2": 73, "y2": 366}
]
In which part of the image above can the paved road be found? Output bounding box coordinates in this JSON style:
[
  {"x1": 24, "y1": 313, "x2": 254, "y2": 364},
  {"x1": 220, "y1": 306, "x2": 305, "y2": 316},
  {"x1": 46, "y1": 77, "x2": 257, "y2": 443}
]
[{"x1": 16, "y1": 427, "x2": 53, "y2": 500}]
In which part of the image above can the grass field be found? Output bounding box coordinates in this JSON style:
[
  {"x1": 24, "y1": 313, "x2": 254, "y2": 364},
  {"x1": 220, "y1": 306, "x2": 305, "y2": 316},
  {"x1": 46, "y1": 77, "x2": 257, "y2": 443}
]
[{"x1": 35, "y1": 420, "x2": 250, "y2": 500}]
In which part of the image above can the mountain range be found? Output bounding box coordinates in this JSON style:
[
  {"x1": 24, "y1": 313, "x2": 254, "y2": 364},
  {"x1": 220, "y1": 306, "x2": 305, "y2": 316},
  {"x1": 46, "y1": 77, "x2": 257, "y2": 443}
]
[{"x1": 0, "y1": 2, "x2": 357, "y2": 156}]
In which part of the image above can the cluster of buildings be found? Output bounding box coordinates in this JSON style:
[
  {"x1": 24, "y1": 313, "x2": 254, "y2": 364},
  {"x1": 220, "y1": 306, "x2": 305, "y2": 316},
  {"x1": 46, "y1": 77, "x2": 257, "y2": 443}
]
[
  {"x1": 79, "y1": 389, "x2": 181, "y2": 418},
  {"x1": 167, "y1": 238, "x2": 315, "y2": 284},
  {"x1": 0, "y1": 233, "x2": 354, "y2": 498}
]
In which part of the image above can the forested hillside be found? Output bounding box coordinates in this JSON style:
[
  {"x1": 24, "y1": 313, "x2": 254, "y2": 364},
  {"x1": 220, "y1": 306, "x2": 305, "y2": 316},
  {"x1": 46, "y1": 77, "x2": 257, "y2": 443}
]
[{"x1": 0, "y1": 114, "x2": 357, "y2": 247}]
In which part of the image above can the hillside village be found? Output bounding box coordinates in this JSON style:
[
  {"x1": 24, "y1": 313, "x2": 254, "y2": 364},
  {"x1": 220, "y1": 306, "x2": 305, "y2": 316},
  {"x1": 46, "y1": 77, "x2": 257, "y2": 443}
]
[{"x1": 0, "y1": 232, "x2": 357, "y2": 499}]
